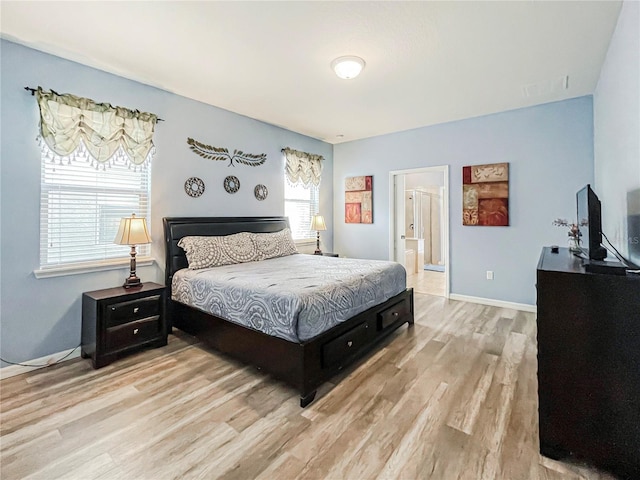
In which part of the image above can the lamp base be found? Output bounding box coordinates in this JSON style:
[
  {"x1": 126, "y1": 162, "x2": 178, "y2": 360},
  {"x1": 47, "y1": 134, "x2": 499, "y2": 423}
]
[
  {"x1": 123, "y1": 276, "x2": 142, "y2": 289},
  {"x1": 314, "y1": 249, "x2": 323, "y2": 255}
]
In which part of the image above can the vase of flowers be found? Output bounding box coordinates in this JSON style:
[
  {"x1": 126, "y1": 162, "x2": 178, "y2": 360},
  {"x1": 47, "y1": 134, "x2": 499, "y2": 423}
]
[{"x1": 553, "y1": 218, "x2": 583, "y2": 252}]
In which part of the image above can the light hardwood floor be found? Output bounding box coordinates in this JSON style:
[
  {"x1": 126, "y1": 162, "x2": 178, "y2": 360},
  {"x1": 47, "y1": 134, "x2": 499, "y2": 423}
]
[
  {"x1": 1, "y1": 293, "x2": 617, "y2": 480},
  {"x1": 407, "y1": 270, "x2": 446, "y2": 297}
]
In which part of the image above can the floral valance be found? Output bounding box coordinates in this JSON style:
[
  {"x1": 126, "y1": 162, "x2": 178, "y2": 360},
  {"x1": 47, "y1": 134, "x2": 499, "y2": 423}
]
[
  {"x1": 36, "y1": 87, "x2": 158, "y2": 168},
  {"x1": 283, "y1": 147, "x2": 323, "y2": 187}
]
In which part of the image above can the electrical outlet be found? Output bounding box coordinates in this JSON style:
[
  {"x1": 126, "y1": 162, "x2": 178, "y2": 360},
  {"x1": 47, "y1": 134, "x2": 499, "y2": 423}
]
[{"x1": 486, "y1": 270, "x2": 494, "y2": 280}]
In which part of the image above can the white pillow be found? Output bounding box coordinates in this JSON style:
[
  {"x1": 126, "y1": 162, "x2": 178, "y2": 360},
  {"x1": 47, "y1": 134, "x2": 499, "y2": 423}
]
[
  {"x1": 178, "y1": 232, "x2": 261, "y2": 269},
  {"x1": 251, "y1": 228, "x2": 298, "y2": 260}
]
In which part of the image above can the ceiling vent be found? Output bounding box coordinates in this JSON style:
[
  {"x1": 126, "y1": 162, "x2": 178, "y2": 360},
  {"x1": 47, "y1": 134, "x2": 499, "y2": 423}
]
[{"x1": 522, "y1": 75, "x2": 569, "y2": 98}]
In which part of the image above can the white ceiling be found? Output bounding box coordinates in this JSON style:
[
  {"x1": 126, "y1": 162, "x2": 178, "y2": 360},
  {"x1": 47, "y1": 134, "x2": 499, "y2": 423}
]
[{"x1": 0, "y1": 1, "x2": 622, "y2": 144}]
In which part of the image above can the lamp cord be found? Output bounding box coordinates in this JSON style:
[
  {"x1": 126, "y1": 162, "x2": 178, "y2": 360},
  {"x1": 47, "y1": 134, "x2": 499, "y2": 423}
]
[{"x1": 1, "y1": 344, "x2": 81, "y2": 368}]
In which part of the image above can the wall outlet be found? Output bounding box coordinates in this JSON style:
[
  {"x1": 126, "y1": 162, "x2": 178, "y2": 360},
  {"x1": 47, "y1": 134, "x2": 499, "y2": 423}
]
[{"x1": 486, "y1": 270, "x2": 494, "y2": 280}]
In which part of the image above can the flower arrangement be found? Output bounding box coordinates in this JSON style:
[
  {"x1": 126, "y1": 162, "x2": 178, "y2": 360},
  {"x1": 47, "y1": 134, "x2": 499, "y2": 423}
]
[{"x1": 553, "y1": 218, "x2": 587, "y2": 251}]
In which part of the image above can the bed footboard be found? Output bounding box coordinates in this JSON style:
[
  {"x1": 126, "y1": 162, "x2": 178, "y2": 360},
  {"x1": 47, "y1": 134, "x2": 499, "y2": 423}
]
[{"x1": 168, "y1": 288, "x2": 414, "y2": 406}]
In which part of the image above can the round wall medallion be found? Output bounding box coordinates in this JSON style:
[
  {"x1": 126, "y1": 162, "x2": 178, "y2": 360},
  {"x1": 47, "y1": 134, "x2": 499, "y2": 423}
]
[
  {"x1": 224, "y1": 175, "x2": 240, "y2": 194},
  {"x1": 254, "y1": 184, "x2": 268, "y2": 201},
  {"x1": 184, "y1": 177, "x2": 205, "y2": 197}
]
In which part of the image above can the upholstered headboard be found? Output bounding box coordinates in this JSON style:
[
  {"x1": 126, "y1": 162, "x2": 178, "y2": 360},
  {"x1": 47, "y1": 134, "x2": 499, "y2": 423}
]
[{"x1": 163, "y1": 216, "x2": 290, "y2": 287}]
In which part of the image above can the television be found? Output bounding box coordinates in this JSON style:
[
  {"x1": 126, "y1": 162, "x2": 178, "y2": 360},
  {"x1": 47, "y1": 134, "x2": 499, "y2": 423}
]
[{"x1": 576, "y1": 184, "x2": 607, "y2": 261}]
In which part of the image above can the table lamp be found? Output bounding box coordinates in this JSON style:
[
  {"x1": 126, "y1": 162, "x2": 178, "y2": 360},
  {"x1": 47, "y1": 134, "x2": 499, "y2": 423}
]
[
  {"x1": 114, "y1": 213, "x2": 151, "y2": 288},
  {"x1": 310, "y1": 214, "x2": 327, "y2": 255}
]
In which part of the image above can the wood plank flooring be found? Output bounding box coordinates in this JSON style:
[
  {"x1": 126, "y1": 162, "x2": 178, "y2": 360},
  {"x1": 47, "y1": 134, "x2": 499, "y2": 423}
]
[{"x1": 1, "y1": 293, "x2": 618, "y2": 480}]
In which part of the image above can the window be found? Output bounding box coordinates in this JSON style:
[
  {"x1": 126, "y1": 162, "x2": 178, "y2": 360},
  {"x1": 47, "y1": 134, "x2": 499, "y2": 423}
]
[
  {"x1": 284, "y1": 176, "x2": 320, "y2": 240},
  {"x1": 282, "y1": 147, "x2": 324, "y2": 241},
  {"x1": 40, "y1": 147, "x2": 151, "y2": 269},
  {"x1": 33, "y1": 87, "x2": 157, "y2": 273}
]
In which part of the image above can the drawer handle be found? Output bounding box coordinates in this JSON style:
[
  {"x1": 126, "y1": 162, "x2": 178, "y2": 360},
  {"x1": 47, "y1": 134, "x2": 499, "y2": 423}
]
[
  {"x1": 133, "y1": 307, "x2": 140, "y2": 313},
  {"x1": 347, "y1": 341, "x2": 353, "y2": 347},
  {"x1": 133, "y1": 328, "x2": 139, "y2": 335},
  {"x1": 393, "y1": 312, "x2": 399, "y2": 317}
]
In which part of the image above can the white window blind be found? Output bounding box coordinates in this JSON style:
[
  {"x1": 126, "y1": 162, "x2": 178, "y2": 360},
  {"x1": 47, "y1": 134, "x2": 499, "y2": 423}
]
[
  {"x1": 39, "y1": 148, "x2": 151, "y2": 269},
  {"x1": 284, "y1": 176, "x2": 320, "y2": 241}
]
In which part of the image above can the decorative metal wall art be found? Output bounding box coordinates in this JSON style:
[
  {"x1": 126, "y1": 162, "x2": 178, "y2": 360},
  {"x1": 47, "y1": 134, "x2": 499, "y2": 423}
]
[
  {"x1": 187, "y1": 138, "x2": 266, "y2": 167},
  {"x1": 254, "y1": 184, "x2": 268, "y2": 201},
  {"x1": 462, "y1": 162, "x2": 509, "y2": 226},
  {"x1": 224, "y1": 175, "x2": 240, "y2": 193},
  {"x1": 184, "y1": 177, "x2": 205, "y2": 197}
]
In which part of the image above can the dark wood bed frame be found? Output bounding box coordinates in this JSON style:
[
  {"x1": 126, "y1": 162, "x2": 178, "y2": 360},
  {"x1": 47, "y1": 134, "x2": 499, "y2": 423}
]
[{"x1": 163, "y1": 216, "x2": 414, "y2": 407}]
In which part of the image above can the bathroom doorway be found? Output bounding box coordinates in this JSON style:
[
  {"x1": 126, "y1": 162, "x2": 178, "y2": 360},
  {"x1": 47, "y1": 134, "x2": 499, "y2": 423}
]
[{"x1": 389, "y1": 166, "x2": 449, "y2": 297}]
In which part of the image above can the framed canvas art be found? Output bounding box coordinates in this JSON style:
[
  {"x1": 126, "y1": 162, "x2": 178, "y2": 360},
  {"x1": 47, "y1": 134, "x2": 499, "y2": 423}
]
[
  {"x1": 462, "y1": 163, "x2": 509, "y2": 226},
  {"x1": 345, "y1": 175, "x2": 373, "y2": 224}
]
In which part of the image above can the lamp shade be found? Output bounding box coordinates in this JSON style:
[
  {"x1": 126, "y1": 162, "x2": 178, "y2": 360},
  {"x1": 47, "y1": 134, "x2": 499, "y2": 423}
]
[
  {"x1": 114, "y1": 214, "x2": 151, "y2": 245},
  {"x1": 310, "y1": 214, "x2": 327, "y2": 231}
]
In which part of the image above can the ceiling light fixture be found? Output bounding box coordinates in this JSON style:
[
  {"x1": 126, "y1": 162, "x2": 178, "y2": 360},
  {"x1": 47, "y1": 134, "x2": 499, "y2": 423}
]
[{"x1": 331, "y1": 56, "x2": 365, "y2": 80}]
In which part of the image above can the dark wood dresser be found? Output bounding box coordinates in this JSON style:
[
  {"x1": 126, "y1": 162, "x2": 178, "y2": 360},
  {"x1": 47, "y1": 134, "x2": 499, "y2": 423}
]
[
  {"x1": 82, "y1": 282, "x2": 167, "y2": 368},
  {"x1": 536, "y1": 247, "x2": 640, "y2": 479}
]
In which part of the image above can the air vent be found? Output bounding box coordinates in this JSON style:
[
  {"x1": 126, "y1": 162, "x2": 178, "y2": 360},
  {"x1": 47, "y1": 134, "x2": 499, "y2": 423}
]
[{"x1": 522, "y1": 75, "x2": 569, "y2": 98}]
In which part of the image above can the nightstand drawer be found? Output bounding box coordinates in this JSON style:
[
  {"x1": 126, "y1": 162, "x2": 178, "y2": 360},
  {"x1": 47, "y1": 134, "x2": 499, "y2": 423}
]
[
  {"x1": 104, "y1": 316, "x2": 161, "y2": 352},
  {"x1": 378, "y1": 297, "x2": 411, "y2": 330},
  {"x1": 106, "y1": 295, "x2": 161, "y2": 328}
]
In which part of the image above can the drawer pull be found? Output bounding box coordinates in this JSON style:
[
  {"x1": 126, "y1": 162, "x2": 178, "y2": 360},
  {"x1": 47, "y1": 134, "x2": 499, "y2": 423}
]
[
  {"x1": 133, "y1": 328, "x2": 139, "y2": 335},
  {"x1": 133, "y1": 307, "x2": 139, "y2": 313},
  {"x1": 393, "y1": 312, "x2": 399, "y2": 317},
  {"x1": 347, "y1": 341, "x2": 353, "y2": 347}
]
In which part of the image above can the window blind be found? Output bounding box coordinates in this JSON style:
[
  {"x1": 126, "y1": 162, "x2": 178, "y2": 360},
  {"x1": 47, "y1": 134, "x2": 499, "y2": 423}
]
[
  {"x1": 284, "y1": 177, "x2": 319, "y2": 240},
  {"x1": 39, "y1": 150, "x2": 151, "y2": 269}
]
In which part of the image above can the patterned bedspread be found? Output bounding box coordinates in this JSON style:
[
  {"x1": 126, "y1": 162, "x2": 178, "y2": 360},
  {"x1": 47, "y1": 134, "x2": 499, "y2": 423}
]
[{"x1": 171, "y1": 254, "x2": 406, "y2": 342}]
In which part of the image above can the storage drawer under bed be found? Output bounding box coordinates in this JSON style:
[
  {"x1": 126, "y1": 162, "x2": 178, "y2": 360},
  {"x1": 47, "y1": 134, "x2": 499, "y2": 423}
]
[
  {"x1": 378, "y1": 296, "x2": 411, "y2": 330},
  {"x1": 322, "y1": 319, "x2": 376, "y2": 368}
]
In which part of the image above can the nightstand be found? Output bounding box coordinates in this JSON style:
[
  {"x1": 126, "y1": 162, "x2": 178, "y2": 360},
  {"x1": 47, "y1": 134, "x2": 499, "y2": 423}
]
[{"x1": 81, "y1": 282, "x2": 167, "y2": 368}]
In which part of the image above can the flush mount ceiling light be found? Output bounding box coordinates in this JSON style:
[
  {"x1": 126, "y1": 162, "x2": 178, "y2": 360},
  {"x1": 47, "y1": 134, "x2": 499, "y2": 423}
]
[{"x1": 331, "y1": 56, "x2": 366, "y2": 80}]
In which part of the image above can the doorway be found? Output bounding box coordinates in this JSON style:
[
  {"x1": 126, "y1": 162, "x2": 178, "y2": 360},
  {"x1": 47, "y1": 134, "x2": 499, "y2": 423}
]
[{"x1": 388, "y1": 166, "x2": 449, "y2": 298}]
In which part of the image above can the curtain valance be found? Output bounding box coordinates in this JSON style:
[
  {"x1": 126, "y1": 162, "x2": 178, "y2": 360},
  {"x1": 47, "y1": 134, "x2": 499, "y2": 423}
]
[
  {"x1": 36, "y1": 87, "x2": 157, "y2": 168},
  {"x1": 283, "y1": 147, "x2": 324, "y2": 187}
]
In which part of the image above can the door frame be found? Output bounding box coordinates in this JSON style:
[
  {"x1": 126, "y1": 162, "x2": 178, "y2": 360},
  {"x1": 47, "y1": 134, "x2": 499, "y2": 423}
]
[{"x1": 388, "y1": 165, "x2": 450, "y2": 298}]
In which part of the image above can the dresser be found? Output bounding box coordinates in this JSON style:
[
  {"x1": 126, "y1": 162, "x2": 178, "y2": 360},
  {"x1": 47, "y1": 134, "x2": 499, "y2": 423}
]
[
  {"x1": 82, "y1": 282, "x2": 167, "y2": 368},
  {"x1": 536, "y1": 247, "x2": 640, "y2": 479}
]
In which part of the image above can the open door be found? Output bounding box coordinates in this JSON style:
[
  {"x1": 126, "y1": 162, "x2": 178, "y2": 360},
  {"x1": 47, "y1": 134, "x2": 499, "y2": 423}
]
[{"x1": 393, "y1": 174, "x2": 406, "y2": 267}]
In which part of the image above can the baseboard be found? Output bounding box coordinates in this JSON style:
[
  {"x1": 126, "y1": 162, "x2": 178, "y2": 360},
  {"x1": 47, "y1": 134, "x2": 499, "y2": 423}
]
[
  {"x1": 449, "y1": 294, "x2": 537, "y2": 313},
  {"x1": 0, "y1": 347, "x2": 81, "y2": 380}
]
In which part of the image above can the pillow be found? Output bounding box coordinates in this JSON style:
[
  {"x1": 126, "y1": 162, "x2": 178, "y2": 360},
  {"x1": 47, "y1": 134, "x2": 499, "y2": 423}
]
[
  {"x1": 178, "y1": 232, "x2": 261, "y2": 269},
  {"x1": 251, "y1": 228, "x2": 298, "y2": 260}
]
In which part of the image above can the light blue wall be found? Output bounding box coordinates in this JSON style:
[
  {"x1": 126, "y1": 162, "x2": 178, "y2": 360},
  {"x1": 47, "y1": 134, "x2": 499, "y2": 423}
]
[
  {"x1": 0, "y1": 40, "x2": 333, "y2": 365},
  {"x1": 334, "y1": 97, "x2": 594, "y2": 305},
  {"x1": 594, "y1": 0, "x2": 640, "y2": 266}
]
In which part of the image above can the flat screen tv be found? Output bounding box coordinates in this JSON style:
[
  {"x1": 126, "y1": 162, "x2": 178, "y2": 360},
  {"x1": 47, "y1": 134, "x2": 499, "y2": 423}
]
[{"x1": 576, "y1": 184, "x2": 607, "y2": 260}]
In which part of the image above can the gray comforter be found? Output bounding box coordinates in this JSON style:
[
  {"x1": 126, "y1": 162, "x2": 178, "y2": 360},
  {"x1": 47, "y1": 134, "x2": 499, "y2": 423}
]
[{"x1": 171, "y1": 254, "x2": 406, "y2": 342}]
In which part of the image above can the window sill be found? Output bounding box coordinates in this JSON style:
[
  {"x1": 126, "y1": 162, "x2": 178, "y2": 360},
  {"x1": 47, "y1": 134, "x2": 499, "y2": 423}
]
[
  {"x1": 34, "y1": 257, "x2": 156, "y2": 279},
  {"x1": 294, "y1": 239, "x2": 316, "y2": 246}
]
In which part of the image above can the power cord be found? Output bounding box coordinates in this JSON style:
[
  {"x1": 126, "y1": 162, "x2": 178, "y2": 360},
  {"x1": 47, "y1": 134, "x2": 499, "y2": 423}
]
[
  {"x1": 1, "y1": 344, "x2": 81, "y2": 368},
  {"x1": 601, "y1": 231, "x2": 639, "y2": 269}
]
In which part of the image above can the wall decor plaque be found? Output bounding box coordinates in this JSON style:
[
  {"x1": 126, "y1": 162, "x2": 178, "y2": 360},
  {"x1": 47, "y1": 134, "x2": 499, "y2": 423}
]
[
  {"x1": 224, "y1": 175, "x2": 240, "y2": 194},
  {"x1": 345, "y1": 175, "x2": 373, "y2": 224},
  {"x1": 187, "y1": 137, "x2": 266, "y2": 167},
  {"x1": 184, "y1": 177, "x2": 205, "y2": 198},
  {"x1": 254, "y1": 184, "x2": 268, "y2": 201},
  {"x1": 462, "y1": 162, "x2": 509, "y2": 226}
]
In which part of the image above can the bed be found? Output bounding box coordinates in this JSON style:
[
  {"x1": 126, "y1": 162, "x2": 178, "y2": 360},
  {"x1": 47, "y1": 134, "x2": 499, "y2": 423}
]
[{"x1": 163, "y1": 216, "x2": 414, "y2": 407}]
